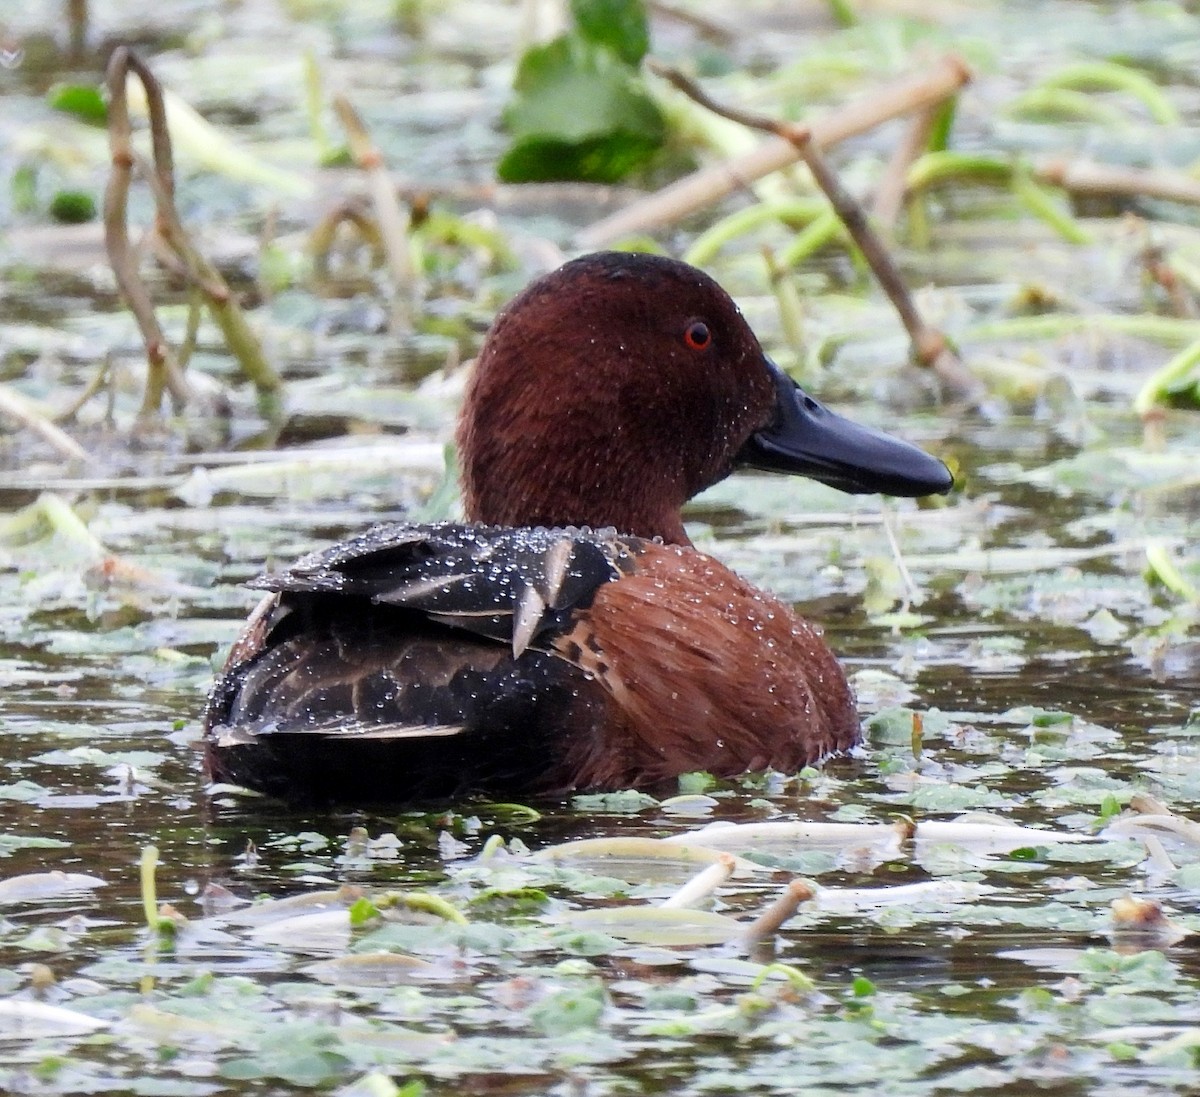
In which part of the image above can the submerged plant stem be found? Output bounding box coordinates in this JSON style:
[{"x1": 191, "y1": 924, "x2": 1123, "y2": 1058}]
[
  {"x1": 1036, "y1": 60, "x2": 1180, "y2": 125},
  {"x1": 139, "y1": 846, "x2": 159, "y2": 931},
  {"x1": 750, "y1": 961, "x2": 815, "y2": 992},
  {"x1": 970, "y1": 313, "x2": 1200, "y2": 346},
  {"x1": 139, "y1": 845, "x2": 176, "y2": 938},
  {"x1": 1145, "y1": 543, "x2": 1200, "y2": 603},
  {"x1": 378, "y1": 891, "x2": 468, "y2": 924},
  {"x1": 738, "y1": 879, "x2": 814, "y2": 947},
  {"x1": 683, "y1": 198, "x2": 827, "y2": 267}
]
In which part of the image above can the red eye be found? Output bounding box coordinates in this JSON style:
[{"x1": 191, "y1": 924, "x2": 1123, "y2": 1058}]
[{"x1": 684, "y1": 321, "x2": 711, "y2": 351}]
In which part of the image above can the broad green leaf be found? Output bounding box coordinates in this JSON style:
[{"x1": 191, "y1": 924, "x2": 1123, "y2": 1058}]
[
  {"x1": 500, "y1": 38, "x2": 665, "y2": 183},
  {"x1": 571, "y1": 0, "x2": 650, "y2": 65},
  {"x1": 47, "y1": 83, "x2": 107, "y2": 123},
  {"x1": 48, "y1": 190, "x2": 96, "y2": 224}
]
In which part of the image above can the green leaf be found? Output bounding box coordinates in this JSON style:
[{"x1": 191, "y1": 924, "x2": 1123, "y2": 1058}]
[
  {"x1": 0, "y1": 834, "x2": 69, "y2": 857},
  {"x1": 866, "y1": 707, "x2": 951, "y2": 744},
  {"x1": 341, "y1": 1076, "x2": 426, "y2": 1097},
  {"x1": 348, "y1": 896, "x2": 381, "y2": 926},
  {"x1": 677, "y1": 770, "x2": 716, "y2": 794},
  {"x1": 0, "y1": 780, "x2": 46, "y2": 803},
  {"x1": 571, "y1": 788, "x2": 659, "y2": 813},
  {"x1": 1031, "y1": 710, "x2": 1074, "y2": 728},
  {"x1": 48, "y1": 190, "x2": 96, "y2": 224},
  {"x1": 48, "y1": 83, "x2": 107, "y2": 124},
  {"x1": 526, "y1": 983, "x2": 607, "y2": 1036},
  {"x1": 570, "y1": 0, "x2": 650, "y2": 65},
  {"x1": 500, "y1": 37, "x2": 665, "y2": 184},
  {"x1": 1007, "y1": 846, "x2": 1039, "y2": 861},
  {"x1": 498, "y1": 133, "x2": 661, "y2": 184},
  {"x1": 467, "y1": 887, "x2": 549, "y2": 919},
  {"x1": 827, "y1": 0, "x2": 858, "y2": 27},
  {"x1": 907, "y1": 782, "x2": 1013, "y2": 811}
]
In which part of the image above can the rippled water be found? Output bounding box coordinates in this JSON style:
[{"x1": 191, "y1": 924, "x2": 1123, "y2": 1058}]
[{"x1": 1, "y1": 406, "x2": 1196, "y2": 1092}]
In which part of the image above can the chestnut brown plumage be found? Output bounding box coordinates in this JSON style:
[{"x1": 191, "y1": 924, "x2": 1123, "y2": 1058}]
[
  {"x1": 458, "y1": 252, "x2": 777, "y2": 546},
  {"x1": 551, "y1": 543, "x2": 857, "y2": 789}
]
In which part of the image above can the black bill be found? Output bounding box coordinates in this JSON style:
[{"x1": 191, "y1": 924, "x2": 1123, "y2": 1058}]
[{"x1": 738, "y1": 358, "x2": 954, "y2": 496}]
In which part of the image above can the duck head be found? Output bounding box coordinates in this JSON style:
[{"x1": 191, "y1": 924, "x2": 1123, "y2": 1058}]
[{"x1": 458, "y1": 251, "x2": 952, "y2": 545}]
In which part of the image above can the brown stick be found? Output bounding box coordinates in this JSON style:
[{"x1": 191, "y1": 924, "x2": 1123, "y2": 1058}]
[
  {"x1": 133, "y1": 151, "x2": 282, "y2": 401},
  {"x1": 1036, "y1": 158, "x2": 1200, "y2": 207},
  {"x1": 738, "y1": 880, "x2": 815, "y2": 948},
  {"x1": 67, "y1": 0, "x2": 89, "y2": 62},
  {"x1": 649, "y1": 62, "x2": 982, "y2": 401},
  {"x1": 577, "y1": 53, "x2": 971, "y2": 248},
  {"x1": 333, "y1": 93, "x2": 419, "y2": 322},
  {"x1": 1138, "y1": 241, "x2": 1197, "y2": 318},
  {"x1": 104, "y1": 46, "x2": 190, "y2": 416},
  {"x1": 0, "y1": 384, "x2": 91, "y2": 463},
  {"x1": 104, "y1": 47, "x2": 282, "y2": 417},
  {"x1": 873, "y1": 106, "x2": 940, "y2": 230},
  {"x1": 311, "y1": 200, "x2": 387, "y2": 279},
  {"x1": 55, "y1": 354, "x2": 113, "y2": 425},
  {"x1": 645, "y1": 0, "x2": 735, "y2": 44}
]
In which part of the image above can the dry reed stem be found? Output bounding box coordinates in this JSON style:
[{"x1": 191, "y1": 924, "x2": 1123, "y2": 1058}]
[
  {"x1": 660, "y1": 854, "x2": 736, "y2": 909},
  {"x1": 0, "y1": 385, "x2": 91, "y2": 463},
  {"x1": 67, "y1": 0, "x2": 89, "y2": 61},
  {"x1": 104, "y1": 47, "x2": 282, "y2": 419},
  {"x1": 1139, "y1": 243, "x2": 1197, "y2": 318},
  {"x1": 1037, "y1": 159, "x2": 1200, "y2": 207},
  {"x1": 578, "y1": 53, "x2": 971, "y2": 248},
  {"x1": 872, "y1": 105, "x2": 940, "y2": 229},
  {"x1": 645, "y1": 0, "x2": 735, "y2": 43},
  {"x1": 55, "y1": 355, "x2": 113, "y2": 425},
  {"x1": 333, "y1": 94, "x2": 419, "y2": 320},
  {"x1": 104, "y1": 46, "x2": 190, "y2": 417},
  {"x1": 310, "y1": 200, "x2": 387, "y2": 278},
  {"x1": 649, "y1": 61, "x2": 982, "y2": 402},
  {"x1": 738, "y1": 879, "x2": 815, "y2": 947}
]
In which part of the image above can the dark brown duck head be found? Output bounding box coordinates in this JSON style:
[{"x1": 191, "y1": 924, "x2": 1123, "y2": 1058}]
[{"x1": 457, "y1": 251, "x2": 952, "y2": 544}]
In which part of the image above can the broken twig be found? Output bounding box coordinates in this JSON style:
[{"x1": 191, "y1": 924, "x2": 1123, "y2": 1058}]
[
  {"x1": 0, "y1": 385, "x2": 91, "y2": 464},
  {"x1": 104, "y1": 46, "x2": 190, "y2": 417},
  {"x1": 1036, "y1": 158, "x2": 1200, "y2": 208},
  {"x1": 738, "y1": 880, "x2": 814, "y2": 948},
  {"x1": 649, "y1": 61, "x2": 981, "y2": 402},
  {"x1": 104, "y1": 46, "x2": 282, "y2": 420},
  {"x1": 578, "y1": 53, "x2": 971, "y2": 247},
  {"x1": 333, "y1": 93, "x2": 420, "y2": 325},
  {"x1": 873, "y1": 105, "x2": 941, "y2": 230}
]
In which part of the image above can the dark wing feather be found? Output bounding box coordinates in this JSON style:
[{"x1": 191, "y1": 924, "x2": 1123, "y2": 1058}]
[
  {"x1": 205, "y1": 523, "x2": 644, "y2": 803},
  {"x1": 247, "y1": 522, "x2": 640, "y2": 655},
  {"x1": 206, "y1": 618, "x2": 613, "y2": 802}
]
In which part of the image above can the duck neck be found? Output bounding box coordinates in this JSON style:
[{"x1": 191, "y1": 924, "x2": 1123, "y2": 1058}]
[{"x1": 459, "y1": 447, "x2": 694, "y2": 546}]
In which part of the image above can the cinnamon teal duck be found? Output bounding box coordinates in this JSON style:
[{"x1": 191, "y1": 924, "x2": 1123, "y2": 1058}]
[{"x1": 204, "y1": 251, "x2": 952, "y2": 803}]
